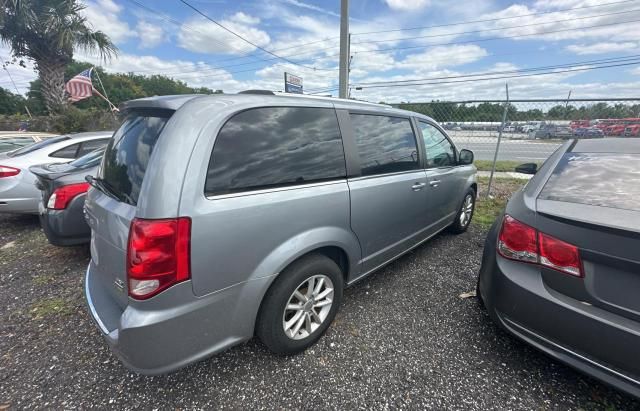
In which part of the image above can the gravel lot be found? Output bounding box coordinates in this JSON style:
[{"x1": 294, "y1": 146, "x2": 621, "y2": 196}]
[{"x1": 1, "y1": 212, "x2": 639, "y2": 410}]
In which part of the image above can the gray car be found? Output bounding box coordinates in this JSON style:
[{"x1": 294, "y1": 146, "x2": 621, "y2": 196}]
[
  {"x1": 84, "y1": 92, "x2": 477, "y2": 374},
  {"x1": 478, "y1": 138, "x2": 640, "y2": 398}
]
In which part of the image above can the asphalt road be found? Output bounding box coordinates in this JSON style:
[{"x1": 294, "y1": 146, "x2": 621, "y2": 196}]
[
  {"x1": 448, "y1": 133, "x2": 563, "y2": 162},
  {"x1": 1, "y1": 213, "x2": 638, "y2": 409}
]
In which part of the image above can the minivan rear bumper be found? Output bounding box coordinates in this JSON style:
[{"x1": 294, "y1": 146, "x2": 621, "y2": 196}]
[
  {"x1": 84, "y1": 262, "x2": 275, "y2": 374},
  {"x1": 478, "y1": 222, "x2": 640, "y2": 399}
]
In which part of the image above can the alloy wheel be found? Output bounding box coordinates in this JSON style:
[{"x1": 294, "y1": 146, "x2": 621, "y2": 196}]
[{"x1": 282, "y1": 275, "x2": 334, "y2": 340}]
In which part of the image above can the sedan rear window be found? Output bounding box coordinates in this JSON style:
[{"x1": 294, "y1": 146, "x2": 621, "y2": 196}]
[
  {"x1": 539, "y1": 153, "x2": 640, "y2": 212},
  {"x1": 7, "y1": 135, "x2": 70, "y2": 157},
  {"x1": 99, "y1": 109, "x2": 172, "y2": 205}
]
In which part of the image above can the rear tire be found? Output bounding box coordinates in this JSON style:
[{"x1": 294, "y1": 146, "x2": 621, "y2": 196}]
[
  {"x1": 256, "y1": 254, "x2": 344, "y2": 355},
  {"x1": 449, "y1": 188, "x2": 476, "y2": 234}
]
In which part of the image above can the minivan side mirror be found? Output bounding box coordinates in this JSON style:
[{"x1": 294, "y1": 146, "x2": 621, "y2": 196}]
[
  {"x1": 459, "y1": 149, "x2": 474, "y2": 165},
  {"x1": 515, "y1": 163, "x2": 537, "y2": 174}
]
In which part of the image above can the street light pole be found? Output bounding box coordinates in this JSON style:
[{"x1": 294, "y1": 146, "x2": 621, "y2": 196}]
[{"x1": 339, "y1": 0, "x2": 349, "y2": 99}]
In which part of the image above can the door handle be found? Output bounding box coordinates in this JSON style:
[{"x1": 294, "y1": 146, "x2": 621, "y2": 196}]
[
  {"x1": 411, "y1": 182, "x2": 427, "y2": 191},
  {"x1": 429, "y1": 180, "x2": 441, "y2": 187}
]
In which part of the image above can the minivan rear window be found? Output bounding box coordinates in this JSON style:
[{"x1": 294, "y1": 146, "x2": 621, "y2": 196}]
[
  {"x1": 539, "y1": 152, "x2": 640, "y2": 212},
  {"x1": 99, "y1": 110, "x2": 172, "y2": 205}
]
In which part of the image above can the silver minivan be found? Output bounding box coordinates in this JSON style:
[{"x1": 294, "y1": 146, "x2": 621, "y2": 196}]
[{"x1": 84, "y1": 92, "x2": 477, "y2": 374}]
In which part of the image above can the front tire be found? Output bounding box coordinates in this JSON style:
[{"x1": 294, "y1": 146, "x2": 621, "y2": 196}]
[
  {"x1": 449, "y1": 188, "x2": 476, "y2": 234},
  {"x1": 256, "y1": 254, "x2": 344, "y2": 355}
]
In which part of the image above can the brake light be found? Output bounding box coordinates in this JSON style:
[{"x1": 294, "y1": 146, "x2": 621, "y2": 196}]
[
  {"x1": 497, "y1": 215, "x2": 538, "y2": 263},
  {"x1": 0, "y1": 165, "x2": 20, "y2": 178},
  {"x1": 539, "y1": 232, "x2": 583, "y2": 277},
  {"x1": 497, "y1": 215, "x2": 583, "y2": 277},
  {"x1": 47, "y1": 182, "x2": 90, "y2": 209},
  {"x1": 127, "y1": 217, "x2": 191, "y2": 300}
]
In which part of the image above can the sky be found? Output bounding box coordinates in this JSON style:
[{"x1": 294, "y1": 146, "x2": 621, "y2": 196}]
[{"x1": 2, "y1": 0, "x2": 640, "y2": 103}]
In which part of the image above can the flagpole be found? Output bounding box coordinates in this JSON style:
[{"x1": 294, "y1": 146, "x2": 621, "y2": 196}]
[{"x1": 92, "y1": 67, "x2": 117, "y2": 117}]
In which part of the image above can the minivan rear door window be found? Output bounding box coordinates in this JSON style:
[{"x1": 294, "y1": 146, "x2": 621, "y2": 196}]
[
  {"x1": 98, "y1": 109, "x2": 172, "y2": 205},
  {"x1": 205, "y1": 106, "x2": 346, "y2": 196}
]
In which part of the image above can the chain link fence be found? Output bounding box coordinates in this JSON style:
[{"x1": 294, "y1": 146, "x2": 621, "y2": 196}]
[{"x1": 395, "y1": 99, "x2": 640, "y2": 165}]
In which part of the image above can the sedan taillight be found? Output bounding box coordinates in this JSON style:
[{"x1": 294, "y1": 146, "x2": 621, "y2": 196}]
[
  {"x1": 0, "y1": 165, "x2": 20, "y2": 178},
  {"x1": 47, "y1": 182, "x2": 90, "y2": 210},
  {"x1": 497, "y1": 214, "x2": 583, "y2": 277}
]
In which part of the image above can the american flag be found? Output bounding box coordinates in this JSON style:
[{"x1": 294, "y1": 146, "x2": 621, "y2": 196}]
[{"x1": 65, "y1": 68, "x2": 94, "y2": 102}]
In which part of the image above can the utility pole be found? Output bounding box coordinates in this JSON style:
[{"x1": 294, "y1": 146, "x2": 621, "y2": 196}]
[{"x1": 339, "y1": 0, "x2": 349, "y2": 99}]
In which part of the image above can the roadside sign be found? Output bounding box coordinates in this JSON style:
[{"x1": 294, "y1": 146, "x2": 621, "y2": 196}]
[{"x1": 284, "y1": 72, "x2": 303, "y2": 94}]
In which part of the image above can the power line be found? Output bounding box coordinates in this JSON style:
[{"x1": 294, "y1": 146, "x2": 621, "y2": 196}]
[
  {"x1": 178, "y1": 0, "x2": 332, "y2": 71},
  {"x1": 126, "y1": 0, "x2": 340, "y2": 71},
  {"x1": 351, "y1": 0, "x2": 638, "y2": 36},
  {"x1": 353, "y1": 55, "x2": 640, "y2": 86},
  {"x1": 352, "y1": 60, "x2": 640, "y2": 90},
  {"x1": 350, "y1": 17, "x2": 640, "y2": 55},
  {"x1": 352, "y1": 8, "x2": 640, "y2": 46}
]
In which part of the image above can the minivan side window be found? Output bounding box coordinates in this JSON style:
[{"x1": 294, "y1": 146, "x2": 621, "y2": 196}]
[
  {"x1": 419, "y1": 121, "x2": 456, "y2": 168},
  {"x1": 349, "y1": 114, "x2": 419, "y2": 176},
  {"x1": 205, "y1": 107, "x2": 346, "y2": 196}
]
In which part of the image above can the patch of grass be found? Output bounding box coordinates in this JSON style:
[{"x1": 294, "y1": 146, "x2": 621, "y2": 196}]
[
  {"x1": 473, "y1": 176, "x2": 526, "y2": 228},
  {"x1": 30, "y1": 297, "x2": 74, "y2": 320},
  {"x1": 474, "y1": 160, "x2": 540, "y2": 172}
]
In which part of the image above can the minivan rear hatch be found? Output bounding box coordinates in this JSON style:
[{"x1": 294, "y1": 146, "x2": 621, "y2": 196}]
[{"x1": 85, "y1": 109, "x2": 172, "y2": 312}]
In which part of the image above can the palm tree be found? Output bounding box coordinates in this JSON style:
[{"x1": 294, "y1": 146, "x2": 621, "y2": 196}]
[{"x1": 0, "y1": 0, "x2": 117, "y2": 114}]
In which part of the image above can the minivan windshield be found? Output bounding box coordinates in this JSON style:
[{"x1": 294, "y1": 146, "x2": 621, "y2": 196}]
[
  {"x1": 8, "y1": 135, "x2": 70, "y2": 157},
  {"x1": 69, "y1": 148, "x2": 105, "y2": 169},
  {"x1": 98, "y1": 109, "x2": 172, "y2": 205}
]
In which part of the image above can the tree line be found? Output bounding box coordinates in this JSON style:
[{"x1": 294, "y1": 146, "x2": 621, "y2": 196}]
[{"x1": 1, "y1": 60, "x2": 223, "y2": 116}]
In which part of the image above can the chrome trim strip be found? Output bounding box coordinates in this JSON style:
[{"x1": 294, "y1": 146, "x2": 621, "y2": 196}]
[
  {"x1": 502, "y1": 315, "x2": 640, "y2": 387},
  {"x1": 205, "y1": 179, "x2": 347, "y2": 200},
  {"x1": 85, "y1": 264, "x2": 110, "y2": 335},
  {"x1": 348, "y1": 169, "x2": 425, "y2": 182}
]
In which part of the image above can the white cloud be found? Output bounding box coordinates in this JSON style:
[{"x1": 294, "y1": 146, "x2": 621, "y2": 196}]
[
  {"x1": 229, "y1": 12, "x2": 261, "y2": 26},
  {"x1": 136, "y1": 21, "x2": 165, "y2": 49},
  {"x1": 0, "y1": 47, "x2": 37, "y2": 95},
  {"x1": 81, "y1": 0, "x2": 136, "y2": 44},
  {"x1": 177, "y1": 14, "x2": 270, "y2": 55},
  {"x1": 397, "y1": 45, "x2": 488, "y2": 71},
  {"x1": 630, "y1": 66, "x2": 640, "y2": 75},
  {"x1": 384, "y1": 0, "x2": 430, "y2": 11},
  {"x1": 281, "y1": 0, "x2": 341, "y2": 18},
  {"x1": 566, "y1": 42, "x2": 639, "y2": 55}
]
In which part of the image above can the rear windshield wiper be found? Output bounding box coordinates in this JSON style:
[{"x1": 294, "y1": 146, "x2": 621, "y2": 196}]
[{"x1": 85, "y1": 175, "x2": 133, "y2": 204}]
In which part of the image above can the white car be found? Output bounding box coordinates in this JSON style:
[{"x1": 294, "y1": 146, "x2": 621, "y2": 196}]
[{"x1": 0, "y1": 131, "x2": 112, "y2": 214}]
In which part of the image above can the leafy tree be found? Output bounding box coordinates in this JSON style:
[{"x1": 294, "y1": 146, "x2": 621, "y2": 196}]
[
  {"x1": 0, "y1": 86, "x2": 26, "y2": 114},
  {"x1": 0, "y1": 0, "x2": 117, "y2": 114}
]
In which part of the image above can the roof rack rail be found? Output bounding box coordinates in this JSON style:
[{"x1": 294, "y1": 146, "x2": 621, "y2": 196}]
[{"x1": 238, "y1": 90, "x2": 275, "y2": 95}]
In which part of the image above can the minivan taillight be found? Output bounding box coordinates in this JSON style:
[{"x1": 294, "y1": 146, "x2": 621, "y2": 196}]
[
  {"x1": 127, "y1": 217, "x2": 191, "y2": 299},
  {"x1": 47, "y1": 182, "x2": 90, "y2": 209},
  {"x1": 0, "y1": 165, "x2": 20, "y2": 178},
  {"x1": 497, "y1": 214, "x2": 583, "y2": 277}
]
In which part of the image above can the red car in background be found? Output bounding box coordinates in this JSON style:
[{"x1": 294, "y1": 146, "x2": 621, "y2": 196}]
[{"x1": 624, "y1": 124, "x2": 640, "y2": 136}]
